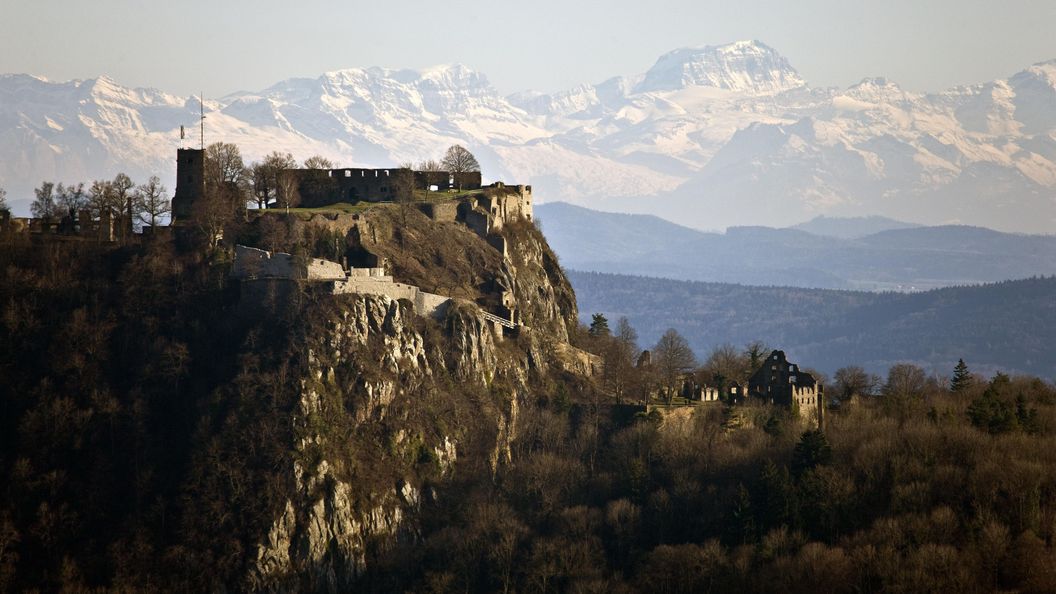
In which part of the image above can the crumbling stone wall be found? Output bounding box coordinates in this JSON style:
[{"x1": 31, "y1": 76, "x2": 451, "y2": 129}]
[
  {"x1": 417, "y1": 202, "x2": 458, "y2": 222},
  {"x1": 283, "y1": 168, "x2": 414, "y2": 208},
  {"x1": 232, "y1": 245, "x2": 345, "y2": 281},
  {"x1": 456, "y1": 185, "x2": 534, "y2": 238},
  {"x1": 283, "y1": 167, "x2": 483, "y2": 208}
]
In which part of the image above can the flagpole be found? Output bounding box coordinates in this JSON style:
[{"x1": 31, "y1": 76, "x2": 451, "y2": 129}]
[{"x1": 200, "y1": 93, "x2": 205, "y2": 150}]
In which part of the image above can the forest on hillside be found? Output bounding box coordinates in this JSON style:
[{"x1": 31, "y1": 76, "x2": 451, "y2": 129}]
[
  {"x1": 374, "y1": 370, "x2": 1056, "y2": 594},
  {"x1": 2, "y1": 235, "x2": 1056, "y2": 592},
  {"x1": 568, "y1": 270, "x2": 1056, "y2": 377}
]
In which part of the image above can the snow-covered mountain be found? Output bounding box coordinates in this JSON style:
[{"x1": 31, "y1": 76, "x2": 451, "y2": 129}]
[{"x1": 2, "y1": 40, "x2": 1055, "y2": 232}]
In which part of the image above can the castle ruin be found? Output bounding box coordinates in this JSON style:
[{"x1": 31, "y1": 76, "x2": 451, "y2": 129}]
[
  {"x1": 747, "y1": 350, "x2": 823, "y2": 424},
  {"x1": 172, "y1": 148, "x2": 206, "y2": 223},
  {"x1": 278, "y1": 167, "x2": 482, "y2": 207}
]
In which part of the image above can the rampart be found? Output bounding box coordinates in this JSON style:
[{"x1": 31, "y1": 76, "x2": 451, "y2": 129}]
[
  {"x1": 1, "y1": 209, "x2": 135, "y2": 242},
  {"x1": 283, "y1": 167, "x2": 483, "y2": 208},
  {"x1": 551, "y1": 340, "x2": 603, "y2": 377},
  {"x1": 416, "y1": 201, "x2": 458, "y2": 223},
  {"x1": 330, "y1": 277, "x2": 451, "y2": 319},
  {"x1": 232, "y1": 245, "x2": 346, "y2": 281},
  {"x1": 232, "y1": 245, "x2": 453, "y2": 320}
]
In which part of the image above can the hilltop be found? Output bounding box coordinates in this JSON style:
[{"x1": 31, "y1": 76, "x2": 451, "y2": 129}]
[{"x1": 0, "y1": 181, "x2": 596, "y2": 590}]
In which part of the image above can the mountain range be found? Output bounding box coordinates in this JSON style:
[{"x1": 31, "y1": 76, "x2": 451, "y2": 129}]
[
  {"x1": 536, "y1": 202, "x2": 1056, "y2": 291},
  {"x1": 2, "y1": 40, "x2": 1055, "y2": 232}
]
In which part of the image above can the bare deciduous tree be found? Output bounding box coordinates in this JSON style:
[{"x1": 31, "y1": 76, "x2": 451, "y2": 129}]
[
  {"x1": 599, "y1": 317, "x2": 641, "y2": 404},
  {"x1": 135, "y1": 176, "x2": 170, "y2": 227},
  {"x1": 0, "y1": 187, "x2": 8, "y2": 214},
  {"x1": 833, "y1": 366, "x2": 880, "y2": 401},
  {"x1": 57, "y1": 183, "x2": 87, "y2": 219},
  {"x1": 204, "y1": 142, "x2": 249, "y2": 188},
  {"x1": 302, "y1": 155, "x2": 334, "y2": 170},
  {"x1": 700, "y1": 343, "x2": 748, "y2": 388},
  {"x1": 251, "y1": 151, "x2": 297, "y2": 209},
  {"x1": 88, "y1": 180, "x2": 118, "y2": 219},
  {"x1": 195, "y1": 143, "x2": 250, "y2": 248},
  {"x1": 440, "y1": 145, "x2": 480, "y2": 173},
  {"x1": 276, "y1": 171, "x2": 300, "y2": 214},
  {"x1": 884, "y1": 363, "x2": 926, "y2": 400},
  {"x1": 111, "y1": 173, "x2": 137, "y2": 237},
  {"x1": 31, "y1": 182, "x2": 57, "y2": 220},
  {"x1": 653, "y1": 328, "x2": 697, "y2": 403},
  {"x1": 744, "y1": 341, "x2": 770, "y2": 372}
]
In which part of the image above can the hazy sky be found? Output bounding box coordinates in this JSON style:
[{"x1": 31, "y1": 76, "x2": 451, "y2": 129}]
[{"x1": 1, "y1": 0, "x2": 1054, "y2": 98}]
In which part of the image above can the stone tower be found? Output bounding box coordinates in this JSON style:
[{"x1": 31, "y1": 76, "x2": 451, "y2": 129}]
[{"x1": 172, "y1": 149, "x2": 205, "y2": 223}]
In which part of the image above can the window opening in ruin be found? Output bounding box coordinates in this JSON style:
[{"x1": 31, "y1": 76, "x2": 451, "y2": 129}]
[{"x1": 345, "y1": 170, "x2": 351, "y2": 177}]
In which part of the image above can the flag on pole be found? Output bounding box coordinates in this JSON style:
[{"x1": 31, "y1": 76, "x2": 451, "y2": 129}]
[{"x1": 180, "y1": 125, "x2": 185, "y2": 140}]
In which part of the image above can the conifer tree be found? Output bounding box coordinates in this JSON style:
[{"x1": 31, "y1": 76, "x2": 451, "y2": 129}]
[
  {"x1": 589, "y1": 313, "x2": 610, "y2": 337},
  {"x1": 792, "y1": 429, "x2": 832, "y2": 477},
  {"x1": 951, "y1": 358, "x2": 971, "y2": 393}
]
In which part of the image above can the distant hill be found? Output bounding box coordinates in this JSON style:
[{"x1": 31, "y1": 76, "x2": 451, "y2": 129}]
[
  {"x1": 538, "y1": 202, "x2": 1056, "y2": 291},
  {"x1": 790, "y1": 215, "x2": 921, "y2": 239},
  {"x1": 568, "y1": 270, "x2": 1056, "y2": 378}
]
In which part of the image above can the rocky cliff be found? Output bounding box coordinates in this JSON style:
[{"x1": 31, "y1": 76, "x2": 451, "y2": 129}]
[
  {"x1": 203, "y1": 214, "x2": 583, "y2": 591},
  {"x1": 0, "y1": 205, "x2": 587, "y2": 591},
  {"x1": 239, "y1": 293, "x2": 575, "y2": 590}
]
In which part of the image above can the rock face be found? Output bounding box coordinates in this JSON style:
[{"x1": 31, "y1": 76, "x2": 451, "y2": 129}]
[{"x1": 240, "y1": 219, "x2": 578, "y2": 591}]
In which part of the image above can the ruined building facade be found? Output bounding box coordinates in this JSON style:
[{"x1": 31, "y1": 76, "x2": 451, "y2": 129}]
[
  {"x1": 748, "y1": 350, "x2": 823, "y2": 423},
  {"x1": 279, "y1": 167, "x2": 482, "y2": 208}
]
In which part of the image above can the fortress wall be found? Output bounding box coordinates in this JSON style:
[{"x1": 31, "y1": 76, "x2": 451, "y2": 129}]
[
  {"x1": 306, "y1": 258, "x2": 346, "y2": 281},
  {"x1": 348, "y1": 267, "x2": 387, "y2": 278},
  {"x1": 463, "y1": 209, "x2": 490, "y2": 238},
  {"x1": 233, "y1": 245, "x2": 301, "y2": 280},
  {"x1": 417, "y1": 201, "x2": 458, "y2": 222},
  {"x1": 331, "y1": 278, "x2": 451, "y2": 319},
  {"x1": 234, "y1": 246, "x2": 345, "y2": 281},
  {"x1": 452, "y1": 171, "x2": 482, "y2": 190},
  {"x1": 552, "y1": 342, "x2": 603, "y2": 377},
  {"x1": 487, "y1": 234, "x2": 508, "y2": 258},
  {"x1": 284, "y1": 168, "x2": 414, "y2": 207},
  {"x1": 416, "y1": 291, "x2": 452, "y2": 318},
  {"x1": 287, "y1": 212, "x2": 364, "y2": 235}
]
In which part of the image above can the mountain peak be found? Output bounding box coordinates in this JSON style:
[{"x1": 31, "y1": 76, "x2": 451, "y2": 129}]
[{"x1": 635, "y1": 40, "x2": 806, "y2": 95}]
